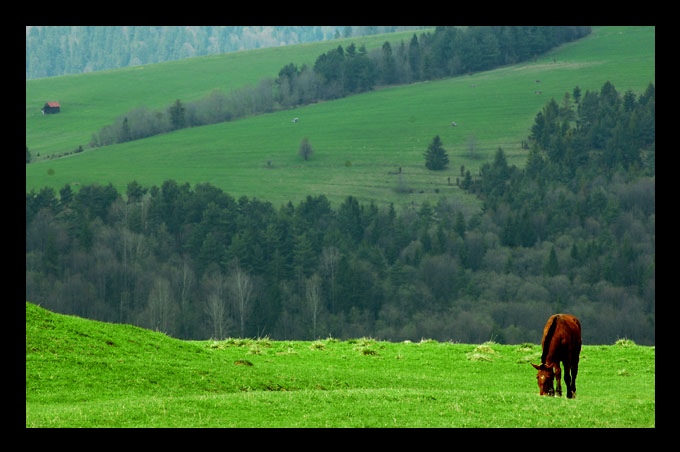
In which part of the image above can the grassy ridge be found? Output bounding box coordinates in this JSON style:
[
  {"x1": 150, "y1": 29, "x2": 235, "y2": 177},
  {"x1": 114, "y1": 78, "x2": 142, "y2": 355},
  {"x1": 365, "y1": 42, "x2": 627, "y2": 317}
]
[
  {"x1": 26, "y1": 26, "x2": 655, "y2": 210},
  {"x1": 26, "y1": 302, "x2": 655, "y2": 427}
]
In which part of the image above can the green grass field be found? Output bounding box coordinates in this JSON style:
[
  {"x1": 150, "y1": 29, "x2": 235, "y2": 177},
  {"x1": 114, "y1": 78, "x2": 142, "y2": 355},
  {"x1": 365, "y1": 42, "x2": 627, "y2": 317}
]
[
  {"x1": 26, "y1": 26, "x2": 655, "y2": 211},
  {"x1": 26, "y1": 302, "x2": 654, "y2": 428}
]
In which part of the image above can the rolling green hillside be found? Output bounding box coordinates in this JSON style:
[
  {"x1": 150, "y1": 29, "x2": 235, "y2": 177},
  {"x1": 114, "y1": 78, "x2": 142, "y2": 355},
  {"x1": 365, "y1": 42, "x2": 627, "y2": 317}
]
[
  {"x1": 26, "y1": 302, "x2": 655, "y2": 427},
  {"x1": 26, "y1": 26, "x2": 655, "y2": 210},
  {"x1": 26, "y1": 29, "x2": 432, "y2": 157}
]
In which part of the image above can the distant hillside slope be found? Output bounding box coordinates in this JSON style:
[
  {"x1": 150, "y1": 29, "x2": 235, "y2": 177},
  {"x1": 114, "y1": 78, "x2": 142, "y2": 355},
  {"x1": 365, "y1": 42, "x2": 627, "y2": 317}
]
[
  {"x1": 26, "y1": 28, "x2": 435, "y2": 159},
  {"x1": 26, "y1": 26, "x2": 427, "y2": 79},
  {"x1": 26, "y1": 26, "x2": 655, "y2": 211}
]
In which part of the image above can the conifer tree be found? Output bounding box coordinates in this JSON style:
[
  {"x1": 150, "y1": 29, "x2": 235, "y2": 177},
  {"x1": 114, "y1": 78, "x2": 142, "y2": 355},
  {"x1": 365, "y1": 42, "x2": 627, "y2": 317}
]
[
  {"x1": 424, "y1": 135, "x2": 449, "y2": 170},
  {"x1": 545, "y1": 246, "x2": 559, "y2": 276}
]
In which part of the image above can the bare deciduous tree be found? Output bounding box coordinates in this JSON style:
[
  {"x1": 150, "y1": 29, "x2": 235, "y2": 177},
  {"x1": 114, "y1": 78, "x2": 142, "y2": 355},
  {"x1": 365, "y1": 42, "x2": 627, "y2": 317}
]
[
  {"x1": 306, "y1": 273, "x2": 323, "y2": 338},
  {"x1": 298, "y1": 137, "x2": 314, "y2": 161},
  {"x1": 228, "y1": 260, "x2": 253, "y2": 338},
  {"x1": 467, "y1": 134, "x2": 478, "y2": 159},
  {"x1": 171, "y1": 256, "x2": 195, "y2": 337},
  {"x1": 146, "y1": 277, "x2": 177, "y2": 334},
  {"x1": 320, "y1": 246, "x2": 340, "y2": 312},
  {"x1": 204, "y1": 270, "x2": 228, "y2": 340}
]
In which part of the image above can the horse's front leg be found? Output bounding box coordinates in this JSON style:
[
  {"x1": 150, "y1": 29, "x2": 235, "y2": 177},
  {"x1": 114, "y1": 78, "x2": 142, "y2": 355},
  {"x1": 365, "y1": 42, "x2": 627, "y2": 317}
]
[{"x1": 554, "y1": 364, "x2": 563, "y2": 397}]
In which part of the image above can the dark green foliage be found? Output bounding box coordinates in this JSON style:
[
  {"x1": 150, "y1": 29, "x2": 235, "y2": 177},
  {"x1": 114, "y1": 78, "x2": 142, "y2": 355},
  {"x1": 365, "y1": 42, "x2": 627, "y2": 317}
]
[
  {"x1": 424, "y1": 135, "x2": 449, "y2": 170},
  {"x1": 408, "y1": 34, "x2": 422, "y2": 81},
  {"x1": 168, "y1": 99, "x2": 186, "y2": 130},
  {"x1": 126, "y1": 180, "x2": 147, "y2": 203},
  {"x1": 74, "y1": 183, "x2": 119, "y2": 222},
  {"x1": 343, "y1": 44, "x2": 376, "y2": 93},
  {"x1": 337, "y1": 196, "x2": 364, "y2": 244},
  {"x1": 480, "y1": 147, "x2": 513, "y2": 200},
  {"x1": 453, "y1": 211, "x2": 466, "y2": 238},
  {"x1": 58, "y1": 184, "x2": 73, "y2": 209},
  {"x1": 313, "y1": 46, "x2": 346, "y2": 99},
  {"x1": 298, "y1": 137, "x2": 313, "y2": 161},
  {"x1": 544, "y1": 246, "x2": 559, "y2": 276},
  {"x1": 379, "y1": 41, "x2": 397, "y2": 85}
]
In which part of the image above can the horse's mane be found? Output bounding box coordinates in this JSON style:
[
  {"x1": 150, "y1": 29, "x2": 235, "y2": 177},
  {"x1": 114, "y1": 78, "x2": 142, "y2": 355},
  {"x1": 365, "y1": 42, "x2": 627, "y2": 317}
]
[{"x1": 541, "y1": 314, "x2": 559, "y2": 364}]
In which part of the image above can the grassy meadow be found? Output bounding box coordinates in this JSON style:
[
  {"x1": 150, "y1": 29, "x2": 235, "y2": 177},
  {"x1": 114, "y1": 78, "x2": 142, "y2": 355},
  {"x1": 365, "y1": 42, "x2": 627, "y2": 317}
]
[
  {"x1": 26, "y1": 26, "x2": 655, "y2": 211},
  {"x1": 25, "y1": 302, "x2": 654, "y2": 428}
]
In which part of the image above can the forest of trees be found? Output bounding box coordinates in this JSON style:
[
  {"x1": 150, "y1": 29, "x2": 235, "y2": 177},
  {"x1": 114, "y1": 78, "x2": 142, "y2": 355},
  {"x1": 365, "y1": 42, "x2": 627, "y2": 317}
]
[
  {"x1": 25, "y1": 26, "x2": 428, "y2": 80},
  {"x1": 26, "y1": 80, "x2": 655, "y2": 345},
  {"x1": 82, "y1": 26, "x2": 591, "y2": 150}
]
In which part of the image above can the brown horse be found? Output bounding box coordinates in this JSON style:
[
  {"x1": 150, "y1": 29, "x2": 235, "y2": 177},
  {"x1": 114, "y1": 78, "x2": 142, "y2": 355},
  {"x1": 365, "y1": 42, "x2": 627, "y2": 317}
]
[{"x1": 531, "y1": 313, "x2": 581, "y2": 398}]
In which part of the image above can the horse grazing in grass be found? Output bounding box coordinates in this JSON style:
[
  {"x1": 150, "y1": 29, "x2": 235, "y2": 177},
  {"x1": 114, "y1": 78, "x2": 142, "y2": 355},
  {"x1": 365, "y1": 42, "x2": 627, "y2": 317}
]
[{"x1": 531, "y1": 313, "x2": 582, "y2": 398}]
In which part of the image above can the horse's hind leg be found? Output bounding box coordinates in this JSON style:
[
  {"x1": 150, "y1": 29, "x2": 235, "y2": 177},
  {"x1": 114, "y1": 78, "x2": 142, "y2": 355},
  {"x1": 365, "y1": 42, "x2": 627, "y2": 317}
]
[
  {"x1": 568, "y1": 362, "x2": 578, "y2": 399},
  {"x1": 564, "y1": 367, "x2": 572, "y2": 398}
]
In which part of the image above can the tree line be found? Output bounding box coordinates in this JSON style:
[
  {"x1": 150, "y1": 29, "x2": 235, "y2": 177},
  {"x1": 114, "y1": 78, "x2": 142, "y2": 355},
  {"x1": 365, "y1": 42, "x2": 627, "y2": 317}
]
[
  {"x1": 26, "y1": 26, "x2": 428, "y2": 80},
  {"x1": 84, "y1": 26, "x2": 591, "y2": 150},
  {"x1": 26, "y1": 81, "x2": 654, "y2": 345}
]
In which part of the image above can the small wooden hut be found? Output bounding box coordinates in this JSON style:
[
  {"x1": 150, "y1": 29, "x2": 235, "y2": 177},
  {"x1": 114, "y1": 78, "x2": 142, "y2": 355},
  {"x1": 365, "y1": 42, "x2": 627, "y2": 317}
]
[{"x1": 42, "y1": 101, "x2": 61, "y2": 114}]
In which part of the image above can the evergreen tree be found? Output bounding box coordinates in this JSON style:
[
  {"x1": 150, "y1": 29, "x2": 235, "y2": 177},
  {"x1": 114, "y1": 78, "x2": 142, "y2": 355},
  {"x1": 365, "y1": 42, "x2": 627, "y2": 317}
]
[
  {"x1": 408, "y1": 34, "x2": 422, "y2": 81},
  {"x1": 168, "y1": 99, "x2": 186, "y2": 130},
  {"x1": 380, "y1": 41, "x2": 397, "y2": 85},
  {"x1": 58, "y1": 184, "x2": 74, "y2": 209},
  {"x1": 424, "y1": 135, "x2": 449, "y2": 170},
  {"x1": 454, "y1": 211, "x2": 466, "y2": 238},
  {"x1": 544, "y1": 245, "x2": 559, "y2": 276}
]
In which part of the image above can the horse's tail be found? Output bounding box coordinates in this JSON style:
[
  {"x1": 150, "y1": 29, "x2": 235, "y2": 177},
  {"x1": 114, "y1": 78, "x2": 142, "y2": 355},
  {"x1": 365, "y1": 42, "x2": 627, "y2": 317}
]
[{"x1": 541, "y1": 315, "x2": 560, "y2": 364}]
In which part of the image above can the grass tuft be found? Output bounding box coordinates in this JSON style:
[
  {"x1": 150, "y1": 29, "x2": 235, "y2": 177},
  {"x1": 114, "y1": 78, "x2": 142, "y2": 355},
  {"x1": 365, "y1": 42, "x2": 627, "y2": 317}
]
[
  {"x1": 614, "y1": 338, "x2": 637, "y2": 347},
  {"x1": 310, "y1": 341, "x2": 326, "y2": 351},
  {"x1": 467, "y1": 342, "x2": 499, "y2": 362}
]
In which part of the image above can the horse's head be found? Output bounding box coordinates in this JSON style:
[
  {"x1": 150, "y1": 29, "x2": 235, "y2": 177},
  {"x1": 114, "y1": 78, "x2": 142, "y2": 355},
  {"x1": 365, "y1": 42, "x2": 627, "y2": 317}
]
[{"x1": 531, "y1": 363, "x2": 555, "y2": 396}]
